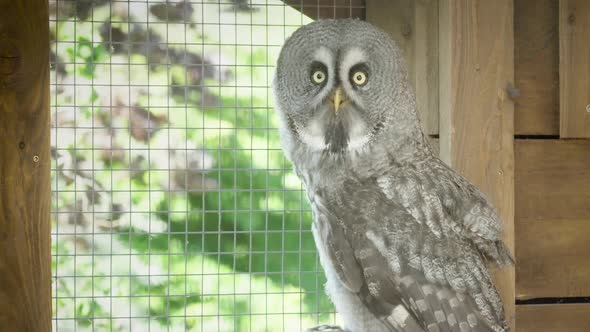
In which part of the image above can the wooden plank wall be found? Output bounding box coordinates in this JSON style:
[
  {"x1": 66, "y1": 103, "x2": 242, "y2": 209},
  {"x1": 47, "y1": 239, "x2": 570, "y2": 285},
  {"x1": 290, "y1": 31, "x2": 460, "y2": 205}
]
[
  {"x1": 515, "y1": 0, "x2": 590, "y2": 330},
  {"x1": 438, "y1": 1, "x2": 515, "y2": 330},
  {"x1": 0, "y1": 0, "x2": 52, "y2": 330}
]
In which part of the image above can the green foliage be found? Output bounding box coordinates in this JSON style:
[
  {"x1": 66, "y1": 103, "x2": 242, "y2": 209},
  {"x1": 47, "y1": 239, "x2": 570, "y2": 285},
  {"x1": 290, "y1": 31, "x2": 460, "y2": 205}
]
[{"x1": 51, "y1": 1, "x2": 336, "y2": 331}]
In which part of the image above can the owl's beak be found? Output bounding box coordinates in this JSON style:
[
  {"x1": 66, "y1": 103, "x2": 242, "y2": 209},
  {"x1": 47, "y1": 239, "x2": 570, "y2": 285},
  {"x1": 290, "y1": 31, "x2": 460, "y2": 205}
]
[{"x1": 329, "y1": 86, "x2": 349, "y2": 114}]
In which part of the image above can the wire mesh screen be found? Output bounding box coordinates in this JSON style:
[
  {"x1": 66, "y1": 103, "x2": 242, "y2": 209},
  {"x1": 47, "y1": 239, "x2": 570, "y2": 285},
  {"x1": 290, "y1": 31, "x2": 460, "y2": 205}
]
[{"x1": 50, "y1": 1, "x2": 364, "y2": 331}]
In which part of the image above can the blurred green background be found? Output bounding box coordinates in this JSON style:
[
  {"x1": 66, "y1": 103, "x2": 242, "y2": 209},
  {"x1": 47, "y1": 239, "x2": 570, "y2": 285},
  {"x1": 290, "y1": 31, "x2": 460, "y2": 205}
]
[{"x1": 50, "y1": 1, "x2": 335, "y2": 331}]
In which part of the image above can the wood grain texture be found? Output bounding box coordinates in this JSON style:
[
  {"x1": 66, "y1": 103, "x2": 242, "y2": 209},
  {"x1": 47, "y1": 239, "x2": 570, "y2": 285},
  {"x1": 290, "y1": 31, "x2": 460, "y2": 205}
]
[
  {"x1": 0, "y1": 0, "x2": 52, "y2": 331},
  {"x1": 284, "y1": 0, "x2": 365, "y2": 19},
  {"x1": 516, "y1": 304, "x2": 590, "y2": 332},
  {"x1": 560, "y1": 0, "x2": 590, "y2": 137},
  {"x1": 514, "y1": 0, "x2": 559, "y2": 135},
  {"x1": 439, "y1": 0, "x2": 515, "y2": 329},
  {"x1": 515, "y1": 140, "x2": 590, "y2": 299},
  {"x1": 366, "y1": 0, "x2": 440, "y2": 136}
]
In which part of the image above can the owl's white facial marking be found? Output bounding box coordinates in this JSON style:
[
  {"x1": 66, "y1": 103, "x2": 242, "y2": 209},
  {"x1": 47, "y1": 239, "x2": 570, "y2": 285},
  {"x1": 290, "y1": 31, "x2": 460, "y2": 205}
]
[
  {"x1": 346, "y1": 110, "x2": 371, "y2": 152},
  {"x1": 313, "y1": 47, "x2": 333, "y2": 66},
  {"x1": 309, "y1": 47, "x2": 336, "y2": 110},
  {"x1": 340, "y1": 48, "x2": 367, "y2": 79},
  {"x1": 296, "y1": 116, "x2": 328, "y2": 152},
  {"x1": 339, "y1": 47, "x2": 368, "y2": 109}
]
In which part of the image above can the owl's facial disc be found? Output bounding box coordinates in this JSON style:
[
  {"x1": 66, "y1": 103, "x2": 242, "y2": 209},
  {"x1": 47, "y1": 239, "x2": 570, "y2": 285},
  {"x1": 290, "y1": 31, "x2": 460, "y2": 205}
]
[{"x1": 275, "y1": 20, "x2": 412, "y2": 156}]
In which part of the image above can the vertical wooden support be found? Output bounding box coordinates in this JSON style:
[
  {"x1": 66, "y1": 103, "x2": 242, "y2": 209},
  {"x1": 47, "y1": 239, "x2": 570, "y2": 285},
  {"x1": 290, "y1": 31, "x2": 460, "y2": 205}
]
[
  {"x1": 514, "y1": 0, "x2": 559, "y2": 135},
  {"x1": 0, "y1": 0, "x2": 52, "y2": 331},
  {"x1": 439, "y1": 0, "x2": 515, "y2": 330},
  {"x1": 366, "y1": 0, "x2": 439, "y2": 136},
  {"x1": 559, "y1": 0, "x2": 590, "y2": 138}
]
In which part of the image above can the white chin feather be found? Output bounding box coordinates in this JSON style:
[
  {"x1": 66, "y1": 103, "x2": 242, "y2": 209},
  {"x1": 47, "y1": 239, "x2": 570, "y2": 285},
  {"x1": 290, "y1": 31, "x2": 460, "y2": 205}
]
[
  {"x1": 346, "y1": 110, "x2": 371, "y2": 152},
  {"x1": 297, "y1": 111, "x2": 371, "y2": 153},
  {"x1": 347, "y1": 134, "x2": 370, "y2": 152},
  {"x1": 298, "y1": 118, "x2": 328, "y2": 151}
]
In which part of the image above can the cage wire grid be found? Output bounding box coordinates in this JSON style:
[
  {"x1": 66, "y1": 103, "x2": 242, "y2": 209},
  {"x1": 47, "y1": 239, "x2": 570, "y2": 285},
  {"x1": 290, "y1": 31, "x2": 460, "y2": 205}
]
[{"x1": 49, "y1": 1, "x2": 364, "y2": 331}]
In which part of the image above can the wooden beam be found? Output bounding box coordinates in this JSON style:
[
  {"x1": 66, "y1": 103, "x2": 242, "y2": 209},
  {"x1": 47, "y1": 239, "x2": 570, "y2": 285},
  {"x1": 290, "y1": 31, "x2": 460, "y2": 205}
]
[
  {"x1": 366, "y1": 0, "x2": 439, "y2": 136},
  {"x1": 0, "y1": 0, "x2": 52, "y2": 330},
  {"x1": 284, "y1": 0, "x2": 365, "y2": 20},
  {"x1": 439, "y1": 0, "x2": 515, "y2": 329},
  {"x1": 514, "y1": 0, "x2": 559, "y2": 135},
  {"x1": 559, "y1": 0, "x2": 590, "y2": 137},
  {"x1": 516, "y1": 140, "x2": 590, "y2": 299},
  {"x1": 516, "y1": 304, "x2": 590, "y2": 332}
]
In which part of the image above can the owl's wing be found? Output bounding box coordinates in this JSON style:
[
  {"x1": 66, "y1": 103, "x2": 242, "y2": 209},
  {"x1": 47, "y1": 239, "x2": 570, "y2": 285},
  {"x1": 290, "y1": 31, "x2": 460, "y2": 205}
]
[
  {"x1": 364, "y1": 161, "x2": 512, "y2": 331},
  {"x1": 375, "y1": 160, "x2": 513, "y2": 266},
  {"x1": 314, "y1": 191, "x2": 504, "y2": 332},
  {"x1": 359, "y1": 208, "x2": 507, "y2": 332}
]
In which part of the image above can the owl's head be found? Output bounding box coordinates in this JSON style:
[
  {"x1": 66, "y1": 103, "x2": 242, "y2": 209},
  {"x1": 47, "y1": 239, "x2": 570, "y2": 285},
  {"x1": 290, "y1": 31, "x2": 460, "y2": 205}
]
[{"x1": 273, "y1": 19, "x2": 422, "y2": 156}]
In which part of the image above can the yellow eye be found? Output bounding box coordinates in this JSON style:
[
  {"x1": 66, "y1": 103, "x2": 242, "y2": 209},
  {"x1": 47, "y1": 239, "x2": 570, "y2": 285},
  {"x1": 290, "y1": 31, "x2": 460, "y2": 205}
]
[
  {"x1": 352, "y1": 71, "x2": 367, "y2": 86},
  {"x1": 311, "y1": 70, "x2": 326, "y2": 84}
]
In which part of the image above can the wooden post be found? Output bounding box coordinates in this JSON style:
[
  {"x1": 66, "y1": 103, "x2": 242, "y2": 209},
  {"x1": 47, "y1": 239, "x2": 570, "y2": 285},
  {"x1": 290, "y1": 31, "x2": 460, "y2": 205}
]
[
  {"x1": 366, "y1": 0, "x2": 440, "y2": 137},
  {"x1": 559, "y1": 0, "x2": 590, "y2": 138},
  {"x1": 0, "y1": 0, "x2": 52, "y2": 331},
  {"x1": 439, "y1": 0, "x2": 515, "y2": 330}
]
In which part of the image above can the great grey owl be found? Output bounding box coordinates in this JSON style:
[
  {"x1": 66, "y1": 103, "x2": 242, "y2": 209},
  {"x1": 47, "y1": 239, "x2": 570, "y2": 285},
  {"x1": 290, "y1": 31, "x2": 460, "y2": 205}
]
[{"x1": 272, "y1": 19, "x2": 513, "y2": 332}]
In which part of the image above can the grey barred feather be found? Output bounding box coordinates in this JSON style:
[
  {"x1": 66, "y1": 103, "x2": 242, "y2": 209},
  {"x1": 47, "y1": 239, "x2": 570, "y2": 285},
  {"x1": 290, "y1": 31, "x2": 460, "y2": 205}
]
[{"x1": 274, "y1": 19, "x2": 513, "y2": 332}]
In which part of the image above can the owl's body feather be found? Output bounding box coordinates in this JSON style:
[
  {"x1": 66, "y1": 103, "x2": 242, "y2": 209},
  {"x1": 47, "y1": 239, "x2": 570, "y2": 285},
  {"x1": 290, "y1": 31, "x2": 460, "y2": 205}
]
[{"x1": 273, "y1": 19, "x2": 512, "y2": 332}]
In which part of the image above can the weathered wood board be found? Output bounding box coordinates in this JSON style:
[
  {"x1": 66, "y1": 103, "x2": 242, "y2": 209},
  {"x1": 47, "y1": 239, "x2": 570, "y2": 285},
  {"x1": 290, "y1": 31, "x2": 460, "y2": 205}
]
[
  {"x1": 516, "y1": 139, "x2": 590, "y2": 299},
  {"x1": 0, "y1": 0, "x2": 52, "y2": 330},
  {"x1": 559, "y1": 0, "x2": 590, "y2": 137},
  {"x1": 517, "y1": 304, "x2": 590, "y2": 332},
  {"x1": 515, "y1": 0, "x2": 559, "y2": 135},
  {"x1": 439, "y1": 0, "x2": 516, "y2": 329}
]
